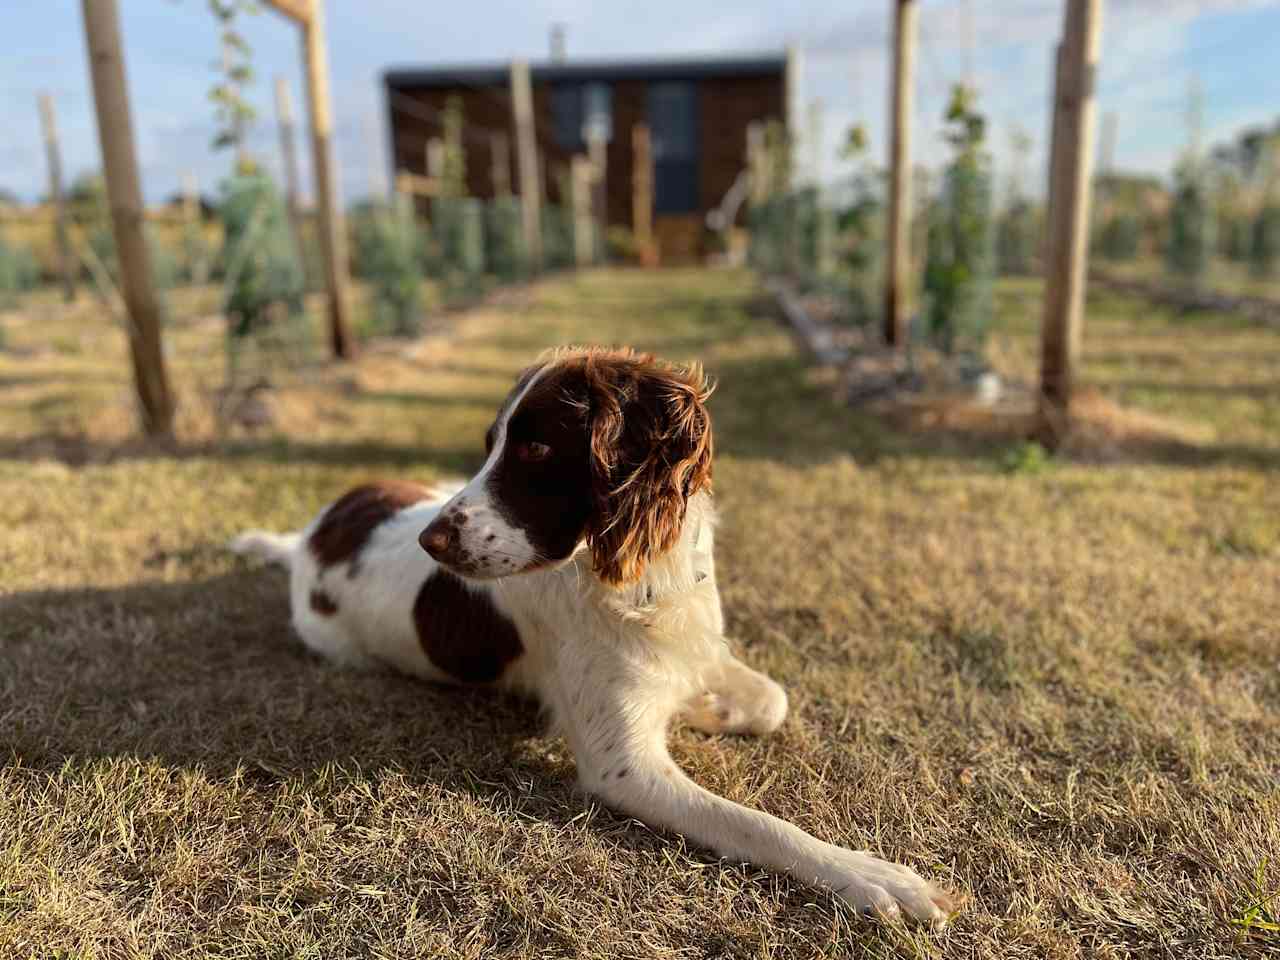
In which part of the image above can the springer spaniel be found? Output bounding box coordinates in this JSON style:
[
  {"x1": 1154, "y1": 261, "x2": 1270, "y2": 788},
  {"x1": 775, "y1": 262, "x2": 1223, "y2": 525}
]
[{"x1": 231, "y1": 347, "x2": 955, "y2": 924}]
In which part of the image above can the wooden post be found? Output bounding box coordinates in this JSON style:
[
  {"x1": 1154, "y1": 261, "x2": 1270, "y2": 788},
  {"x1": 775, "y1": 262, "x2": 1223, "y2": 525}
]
[
  {"x1": 490, "y1": 132, "x2": 511, "y2": 197},
  {"x1": 511, "y1": 59, "x2": 543, "y2": 271},
  {"x1": 884, "y1": 0, "x2": 918, "y2": 348},
  {"x1": 587, "y1": 130, "x2": 607, "y2": 260},
  {"x1": 300, "y1": 0, "x2": 354, "y2": 359},
  {"x1": 1041, "y1": 42, "x2": 1065, "y2": 273},
  {"x1": 632, "y1": 124, "x2": 654, "y2": 263},
  {"x1": 80, "y1": 0, "x2": 175, "y2": 437},
  {"x1": 746, "y1": 122, "x2": 767, "y2": 206},
  {"x1": 274, "y1": 76, "x2": 307, "y2": 278},
  {"x1": 1037, "y1": 0, "x2": 1103, "y2": 448},
  {"x1": 183, "y1": 170, "x2": 210, "y2": 286},
  {"x1": 784, "y1": 45, "x2": 801, "y2": 188},
  {"x1": 571, "y1": 156, "x2": 593, "y2": 267},
  {"x1": 426, "y1": 138, "x2": 445, "y2": 180},
  {"x1": 38, "y1": 93, "x2": 76, "y2": 303}
]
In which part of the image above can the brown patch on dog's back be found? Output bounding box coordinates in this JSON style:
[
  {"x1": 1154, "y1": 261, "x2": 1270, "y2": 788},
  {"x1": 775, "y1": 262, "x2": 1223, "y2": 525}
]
[
  {"x1": 309, "y1": 588, "x2": 338, "y2": 616},
  {"x1": 414, "y1": 571, "x2": 523, "y2": 683},
  {"x1": 309, "y1": 481, "x2": 431, "y2": 572}
]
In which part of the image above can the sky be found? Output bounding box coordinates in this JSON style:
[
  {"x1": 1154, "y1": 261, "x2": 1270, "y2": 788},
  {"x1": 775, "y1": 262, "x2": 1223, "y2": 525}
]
[{"x1": 1, "y1": 0, "x2": 1278, "y2": 207}]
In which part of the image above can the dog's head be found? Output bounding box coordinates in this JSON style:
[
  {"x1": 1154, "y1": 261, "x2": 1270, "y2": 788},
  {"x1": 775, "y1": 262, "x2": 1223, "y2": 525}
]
[{"x1": 419, "y1": 347, "x2": 713, "y2": 586}]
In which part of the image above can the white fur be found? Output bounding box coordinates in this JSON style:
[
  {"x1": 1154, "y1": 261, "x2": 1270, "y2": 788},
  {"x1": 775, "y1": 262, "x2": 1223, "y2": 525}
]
[
  {"x1": 230, "y1": 438, "x2": 952, "y2": 927},
  {"x1": 432, "y1": 367, "x2": 546, "y2": 578}
]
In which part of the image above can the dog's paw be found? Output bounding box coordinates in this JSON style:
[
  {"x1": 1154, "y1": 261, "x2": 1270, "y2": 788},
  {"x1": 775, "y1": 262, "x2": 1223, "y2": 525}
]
[{"x1": 827, "y1": 850, "x2": 956, "y2": 926}]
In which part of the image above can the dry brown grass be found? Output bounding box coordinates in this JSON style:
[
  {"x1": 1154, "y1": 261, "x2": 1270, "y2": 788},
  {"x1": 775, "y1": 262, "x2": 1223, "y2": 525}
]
[{"x1": 1, "y1": 270, "x2": 1278, "y2": 958}]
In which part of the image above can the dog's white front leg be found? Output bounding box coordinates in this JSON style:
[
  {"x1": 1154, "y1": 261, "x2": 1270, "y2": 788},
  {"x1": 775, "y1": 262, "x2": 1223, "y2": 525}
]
[{"x1": 557, "y1": 672, "x2": 955, "y2": 924}]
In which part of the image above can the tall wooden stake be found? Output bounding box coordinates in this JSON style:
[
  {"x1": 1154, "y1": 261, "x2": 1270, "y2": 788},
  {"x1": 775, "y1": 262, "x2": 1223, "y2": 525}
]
[
  {"x1": 511, "y1": 60, "x2": 543, "y2": 271},
  {"x1": 587, "y1": 130, "x2": 607, "y2": 261},
  {"x1": 571, "y1": 156, "x2": 593, "y2": 267},
  {"x1": 426, "y1": 138, "x2": 445, "y2": 180},
  {"x1": 746, "y1": 122, "x2": 767, "y2": 206},
  {"x1": 38, "y1": 93, "x2": 75, "y2": 303},
  {"x1": 784, "y1": 45, "x2": 801, "y2": 187},
  {"x1": 183, "y1": 170, "x2": 210, "y2": 286},
  {"x1": 632, "y1": 124, "x2": 654, "y2": 262},
  {"x1": 300, "y1": 0, "x2": 354, "y2": 359},
  {"x1": 490, "y1": 132, "x2": 511, "y2": 197},
  {"x1": 884, "y1": 0, "x2": 918, "y2": 348},
  {"x1": 274, "y1": 76, "x2": 307, "y2": 277},
  {"x1": 80, "y1": 0, "x2": 175, "y2": 437},
  {"x1": 1038, "y1": 0, "x2": 1103, "y2": 448}
]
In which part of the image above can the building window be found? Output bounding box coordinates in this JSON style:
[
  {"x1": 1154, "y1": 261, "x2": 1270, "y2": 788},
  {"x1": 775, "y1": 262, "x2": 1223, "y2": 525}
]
[
  {"x1": 648, "y1": 82, "x2": 699, "y2": 214},
  {"x1": 552, "y1": 83, "x2": 612, "y2": 151},
  {"x1": 551, "y1": 84, "x2": 583, "y2": 151}
]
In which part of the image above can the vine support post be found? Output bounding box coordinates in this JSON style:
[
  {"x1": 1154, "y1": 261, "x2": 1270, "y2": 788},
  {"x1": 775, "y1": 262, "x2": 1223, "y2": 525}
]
[
  {"x1": 1037, "y1": 0, "x2": 1104, "y2": 448},
  {"x1": 260, "y1": 0, "x2": 355, "y2": 358},
  {"x1": 38, "y1": 93, "x2": 76, "y2": 303},
  {"x1": 80, "y1": 0, "x2": 175, "y2": 437},
  {"x1": 884, "y1": 0, "x2": 918, "y2": 349},
  {"x1": 511, "y1": 59, "x2": 543, "y2": 273},
  {"x1": 299, "y1": 1, "x2": 354, "y2": 358},
  {"x1": 274, "y1": 76, "x2": 308, "y2": 280}
]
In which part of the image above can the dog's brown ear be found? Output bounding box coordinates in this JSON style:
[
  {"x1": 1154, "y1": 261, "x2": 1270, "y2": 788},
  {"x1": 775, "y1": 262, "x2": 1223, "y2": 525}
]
[{"x1": 583, "y1": 352, "x2": 714, "y2": 586}]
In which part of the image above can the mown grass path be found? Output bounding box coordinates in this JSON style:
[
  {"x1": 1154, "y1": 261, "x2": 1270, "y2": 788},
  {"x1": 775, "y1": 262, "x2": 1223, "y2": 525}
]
[{"x1": 2, "y1": 269, "x2": 1277, "y2": 958}]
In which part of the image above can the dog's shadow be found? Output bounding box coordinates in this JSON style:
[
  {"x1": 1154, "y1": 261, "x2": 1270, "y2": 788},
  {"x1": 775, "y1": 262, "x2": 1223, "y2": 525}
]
[
  {"x1": 2, "y1": 569, "x2": 579, "y2": 805},
  {"x1": 1, "y1": 569, "x2": 874, "y2": 946}
]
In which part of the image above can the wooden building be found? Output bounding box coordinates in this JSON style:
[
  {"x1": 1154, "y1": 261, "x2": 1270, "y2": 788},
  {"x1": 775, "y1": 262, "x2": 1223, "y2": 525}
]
[{"x1": 383, "y1": 54, "x2": 787, "y2": 262}]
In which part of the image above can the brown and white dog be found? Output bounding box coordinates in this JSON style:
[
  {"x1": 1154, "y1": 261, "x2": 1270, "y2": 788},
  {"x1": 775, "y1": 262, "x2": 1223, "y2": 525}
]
[{"x1": 231, "y1": 346, "x2": 954, "y2": 924}]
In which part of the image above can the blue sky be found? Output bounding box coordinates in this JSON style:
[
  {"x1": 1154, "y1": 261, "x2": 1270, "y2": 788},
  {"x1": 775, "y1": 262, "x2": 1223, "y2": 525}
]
[{"x1": 2, "y1": 0, "x2": 1278, "y2": 206}]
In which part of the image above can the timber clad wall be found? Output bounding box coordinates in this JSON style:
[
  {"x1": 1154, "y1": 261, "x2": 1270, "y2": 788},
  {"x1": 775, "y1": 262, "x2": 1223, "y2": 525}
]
[
  {"x1": 384, "y1": 56, "x2": 786, "y2": 258},
  {"x1": 699, "y1": 75, "x2": 784, "y2": 222}
]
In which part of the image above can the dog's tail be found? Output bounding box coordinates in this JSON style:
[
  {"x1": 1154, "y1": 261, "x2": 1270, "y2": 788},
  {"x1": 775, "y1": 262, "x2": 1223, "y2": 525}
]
[{"x1": 229, "y1": 529, "x2": 303, "y2": 568}]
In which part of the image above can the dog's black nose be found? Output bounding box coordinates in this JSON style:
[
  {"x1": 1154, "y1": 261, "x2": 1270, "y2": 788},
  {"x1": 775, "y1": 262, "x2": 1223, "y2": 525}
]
[{"x1": 419, "y1": 517, "x2": 458, "y2": 560}]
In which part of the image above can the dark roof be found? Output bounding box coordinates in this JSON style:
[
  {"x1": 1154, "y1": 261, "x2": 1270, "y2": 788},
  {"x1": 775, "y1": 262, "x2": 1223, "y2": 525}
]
[{"x1": 384, "y1": 52, "x2": 786, "y2": 90}]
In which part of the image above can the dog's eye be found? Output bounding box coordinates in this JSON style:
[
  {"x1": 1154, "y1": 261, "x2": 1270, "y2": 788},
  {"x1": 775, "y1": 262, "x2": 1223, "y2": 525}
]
[{"x1": 515, "y1": 441, "x2": 553, "y2": 463}]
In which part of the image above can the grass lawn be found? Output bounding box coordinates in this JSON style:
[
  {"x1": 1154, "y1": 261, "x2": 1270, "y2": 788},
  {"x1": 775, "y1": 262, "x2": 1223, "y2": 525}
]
[{"x1": 1, "y1": 269, "x2": 1278, "y2": 958}]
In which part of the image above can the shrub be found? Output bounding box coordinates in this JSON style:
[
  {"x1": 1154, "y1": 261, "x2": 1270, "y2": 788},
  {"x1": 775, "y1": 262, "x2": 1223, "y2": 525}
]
[
  {"x1": 833, "y1": 173, "x2": 884, "y2": 327},
  {"x1": 997, "y1": 199, "x2": 1037, "y2": 275},
  {"x1": 353, "y1": 201, "x2": 423, "y2": 338},
  {"x1": 220, "y1": 170, "x2": 305, "y2": 337},
  {"x1": 923, "y1": 85, "x2": 995, "y2": 356},
  {"x1": 1096, "y1": 212, "x2": 1141, "y2": 261},
  {"x1": 69, "y1": 174, "x2": 178, "y2": 295},
  {"x1": 1250, "y1": 204, "x2": 1280, "y2": 278},
  {"x1": 0, "y1": 232, "x2": 41, "y2": 309},
  {"x1": 1167, "y1": 159, "x2": 1215, "y2": 289},
  {"x1": 486, "y1": 197, "x2": 525, "y2": 280},
  {"x1": 218, "y1": 170, "x2": 310, "y2": 384}
]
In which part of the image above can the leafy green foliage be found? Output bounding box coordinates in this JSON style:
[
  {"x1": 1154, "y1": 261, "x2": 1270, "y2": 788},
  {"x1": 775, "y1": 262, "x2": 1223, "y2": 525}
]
[
  {"x1": 353, "y1": 201, "x2": 423, "y2": 337},
  {"x1": 181, "y1": 219, "x2": 216, "y2": 284},
  {"x1": 825, "y1": 125, "x2": 884, "y2": 325},
  {"x1": 208, "y1": 0, "x2": 258, "y2": 168},
  {"x1": 541, "y1": 205, "x2": 574, "y2": 271},
  {"x1": 67, "y1": 173, "x2": 178, "y2": 293},
  {"x1": 1000, "y1": 441, "x2": 1050, "y2": 476},
  {"x1": 1167, "y1": 158, "x2": 1215, "y2": 288},
  {"x1": 923, "y1": 85, "x2": 995, "y2": 355},
  {"x1": 440, "y1": 97, "x2": 468, "y2": 199},
  {"x1": 997, "y1": 200, "x2": 1038, "y2": 275},
  {"x1": 219, "y1": 170, "x2": 304, "y2": 338},
  {"x1": 762, "y1": 120, "x2": 791, "y2": 198},
  {"x1": 997, "y1": 126, "x2": 1037, "y2": 276},
  {"x1": 485, "y1": 198, "x2": 525, "y2": 280},
  {"x1": 1250, "y1": 204, "x2": 1280, "y2": 278},
  {"x1": 0, "y1": 230, "x2": 41, "y2": 312},
  {"x1": 1096, "y1": 211, "x2": 1141, "y2": 261}
]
